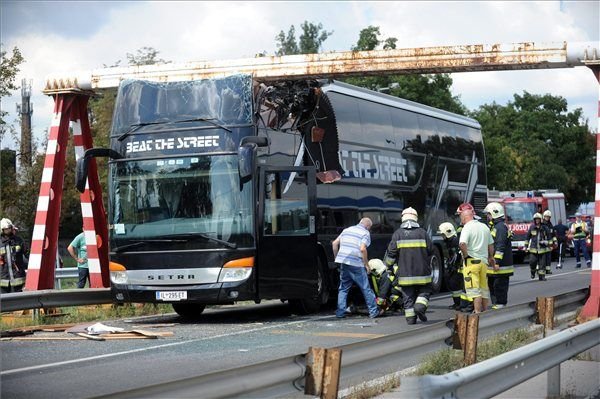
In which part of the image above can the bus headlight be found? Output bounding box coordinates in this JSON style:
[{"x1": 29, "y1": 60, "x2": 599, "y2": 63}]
[
  {"x1": 218, "y1": 267, "x2": 252, "y2": 282},
  {"x1": 109, "y1": 262, "x2": 128, "y2": 284},
  {"x1": 110, "y1": 271, "x2": 128, "y2": 284},
  {"x1": 218, "y1": 256, "x2": 254, "y2": 282}
]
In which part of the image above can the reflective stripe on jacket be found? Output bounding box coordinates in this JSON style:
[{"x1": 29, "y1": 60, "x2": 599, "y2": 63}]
[
  {"x1": 384, "y1": 223, "x2": 433, "y2": 286},
  {"x1": 488, "y1": 218, "x2": 514, "y2": 276}
]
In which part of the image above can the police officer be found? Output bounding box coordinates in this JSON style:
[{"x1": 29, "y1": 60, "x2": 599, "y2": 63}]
[
  {"x1": 384, "y1": 207, "x2": 433, "y2": 325},
  {"x1": 439, "y1": 222, "x2": 463, "y2": 310},
  {"x1": 484, "y1": 202, "x2": 514, "y2": 309},
  {"x1": 1, "y1": 218, "x2": 28, "y2": 293},
  {"x1": 570, "y1": 213, "x2": 591, "y2": 268},
  {"x1": 542, "y1": 210, "x2": 556, "y2": 274},
  {"x1": 526, "y1": 213, "x2": 550, "y2": 281}
]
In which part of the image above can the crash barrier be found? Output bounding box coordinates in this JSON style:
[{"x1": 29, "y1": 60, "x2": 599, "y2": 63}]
[
  {"x1": 398, "y1": 318, "x2": 600, "y2": 398},
  {"x1": 54, "y1": 267, "x2": 79, "y2": 289},
  {"x1": 94, "y1": 288, "x2": 589, "y2": 399},
  {"x1": 0, "y1": 288, "x2": 112, "y2": 312}
]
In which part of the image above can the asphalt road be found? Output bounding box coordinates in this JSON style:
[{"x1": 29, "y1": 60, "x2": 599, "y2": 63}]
[{"x1": 0, "y1": 257, "x2": 592, "y2": 399}]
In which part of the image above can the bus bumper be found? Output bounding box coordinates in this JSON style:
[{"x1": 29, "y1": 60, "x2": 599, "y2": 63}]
[{"x1": 111, "y1": 281, "x2": 255, "y2": 304}]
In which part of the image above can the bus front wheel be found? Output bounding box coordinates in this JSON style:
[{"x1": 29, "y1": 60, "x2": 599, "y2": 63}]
[
  {"x1": 172, "y1": 303, "x2": 206, "y2": 319},
  {"x1": 430, "y1": 246, "x2": 443, "y2": 293},
  {"x1": 289, "y1": 258, "x2": 328, "y2": 315}
]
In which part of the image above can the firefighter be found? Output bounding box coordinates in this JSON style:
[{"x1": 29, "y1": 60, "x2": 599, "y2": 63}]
[
  {"x1": 484, "y1": 202, "x2": 514, "y2": 309},
  {"x1": 1, "y1": 218, "x2": 28, "y2": 293},
  {"x1": 455, "y1": 223, "x2": 474, "y2": 313},
  {"x1": 439, "y1": 222, "x2": 463, "y2": 310},
  {"x1": 570, "y1": 213, "x2": 591, "y2": 268},
  {"x1": 384, "y1": 207, "x2": 433, "y2": 325},
  {"x1": 526, "y1": 213, "x2": 550, "y2": 281},
  {"x1": 542, "y1": 210, "x2": 556, "y2": 274},
  {"x1": 367, "y1": 258, "x2": 403, "y2": 313}
]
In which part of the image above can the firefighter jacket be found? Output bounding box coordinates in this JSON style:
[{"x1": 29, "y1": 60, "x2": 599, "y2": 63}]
[
  {"x1": 384, "y1": 221, "x2": 433, "y2": 286},
  {"x1": 526, "y1": 223, "x2": 551, "y2": 254},
  {"x1": 542, "y1": 220, "x2": 557, "y2": 247},
  {"x1": 0, "y1": 234, "x2": 28, "y2": 289},
  {"x1": 488, "y1": 218, "x2": 514, "y2": 276},
  {"x1": 443, "y1": 235, "x2": 463, "y2": 274}
]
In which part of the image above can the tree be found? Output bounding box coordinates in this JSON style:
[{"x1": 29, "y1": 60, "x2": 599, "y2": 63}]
[
  {"x1": 344, "y1": 27, "x2": 467, "y2": 115},
  {"x1": 471, "y1": 92, "x2": 595, "y2": 211},
  {"x1": 0, "y1": 45, "x2": 24, "y2": 136},
  {"x1": 126, "y1": 46, "x2": 169, "y2": 66},
  {"x1": 275, "y1": 21, "x2": 333, "y2": 55}
]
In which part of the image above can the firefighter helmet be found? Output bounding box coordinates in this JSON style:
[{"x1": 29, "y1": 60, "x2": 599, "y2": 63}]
[
  {"x1": 401, "y1": 207, "x2": 418, "y2": 222},
  {"x1": 438, "y1": 222, "x2": 456, "y2": 238},
  {"x1": 368, "y1": 259, "x2": 387, "y2": 275},
  {"x1": 543, "y1": 210, "x2": 552, "y2": 218},
  {"x1": 484, "y1": 202, "x2": 505, "y2": 218},
  {"x1": 533, "y1": 213, "x2": 543, "y2": 220},
  {"x1": 0, "y1": 218, "x2": 13, "y2": 230}
]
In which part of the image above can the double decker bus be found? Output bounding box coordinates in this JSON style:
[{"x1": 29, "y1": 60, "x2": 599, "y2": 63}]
[{"x1": 78, "y1": 74, "x2": 487, "y2": 317}]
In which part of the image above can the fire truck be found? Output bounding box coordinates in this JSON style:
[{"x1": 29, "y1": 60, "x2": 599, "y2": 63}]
[{"x1": 488, "y1": 190, "x2": 566, "y2": 262}]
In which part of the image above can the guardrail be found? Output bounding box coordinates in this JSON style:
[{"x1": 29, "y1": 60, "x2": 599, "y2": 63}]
[
  {"x1": 0, "y1": 288, "x2": 112, "y2": 312},
  {"x1": 94, "y1": 288, "x2": 589, "y2": 399},
  {"x1": 398, "y1": 318, "x2": 600, "y2": 398}
]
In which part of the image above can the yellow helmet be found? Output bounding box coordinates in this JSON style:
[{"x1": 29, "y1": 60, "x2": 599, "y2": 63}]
[
  {"x1": 438, "y1": 222, "x2": 456, "y2": 238},
  {"x1": 543, "y1": 210, "x2": 551, "y2": 218},
  {"x1": 401, "y1": 207, "x2": 418, "y2": 222},
  {"x1": 484, "y1": 202, "x2": 504, "y2": 218},
  {"x1": 533, "y1": 212, "x2": 543, "y2": 220}
]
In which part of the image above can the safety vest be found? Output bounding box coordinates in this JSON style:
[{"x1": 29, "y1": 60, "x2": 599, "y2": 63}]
[
  {"x1": 488, "y1": 219, "x2": 514, "y2": 276},
  {"x1": 571, "y1": 221, "x2": 588, "y2": 239}
]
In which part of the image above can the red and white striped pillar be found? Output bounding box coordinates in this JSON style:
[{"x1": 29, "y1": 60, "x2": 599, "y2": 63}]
[
  {"x1": 578, "y1": 65, "x2": 600, "y2": 322},
  {"x1": 71, "y1": 97, "x2": 109, "y2": 288},
  {"x1": 25, "y1": 95, "x2": 74, "y2": 290}
]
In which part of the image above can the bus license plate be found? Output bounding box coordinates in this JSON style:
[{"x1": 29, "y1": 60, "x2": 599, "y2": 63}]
[{"x1": 156, "y1": 291, "x2": 188, "y2": 301}]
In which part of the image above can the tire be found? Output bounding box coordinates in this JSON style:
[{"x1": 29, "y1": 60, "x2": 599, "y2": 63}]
[
  {"x1": 289, "y1": 258, "x2": 328, "y2": 315},
  {"x1": 430, "y1": 246, "x2": 443, "y2": 293},
  {"x1": 172, "y1": 303, "x2": 206, "y2": 319}
]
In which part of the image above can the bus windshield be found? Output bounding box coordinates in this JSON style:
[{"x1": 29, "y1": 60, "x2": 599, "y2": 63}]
[
  {"x1": 504, "y1": 202, "x2": 537, "y2": 224},
  {"x1": 109, "y1": 155, "x2": 253, "y2": 250}
]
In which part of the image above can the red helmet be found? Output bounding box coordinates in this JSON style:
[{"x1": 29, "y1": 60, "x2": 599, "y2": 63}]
[{"x1": 456, "y1": 203, "x2": 474, "y2": 215}]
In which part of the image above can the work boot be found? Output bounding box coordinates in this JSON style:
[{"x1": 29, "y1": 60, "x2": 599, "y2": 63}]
[
  {"x1": 586, "y1": 261, "x2": 591, "y2": 268},
  {"x1": 539, "y1": 274, "x2": 546, "y2": 281},
  {"x1": 576, "y1": 263, "x2": 581, "y2": 269},
  {"x1": 416, "y1": 310, "x2": 427, "y2": 322},
  {"x1": 530, "y1": 270, "x2": 536, "y2": 279},
  {"x1": 406, "y1": 316, "x2": 417, "y2": 325}
]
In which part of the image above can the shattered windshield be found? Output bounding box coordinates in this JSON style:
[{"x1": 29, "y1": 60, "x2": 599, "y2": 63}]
[
  {"x1": 109, "y1": 155, "x2": 254, "y2": 250},
  {"x1": 112, "y1": 74, "x2": 253, "y2": 136}
]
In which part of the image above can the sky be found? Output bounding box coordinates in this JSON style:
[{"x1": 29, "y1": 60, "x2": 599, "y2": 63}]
[{"x1": 1, "y1": 1, "x2": 598, "y2": 152}]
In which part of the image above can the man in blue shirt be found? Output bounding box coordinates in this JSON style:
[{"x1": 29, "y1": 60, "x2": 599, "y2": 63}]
[{"x1": 332, "y1": 218, "x2": 383, "y2": 319}]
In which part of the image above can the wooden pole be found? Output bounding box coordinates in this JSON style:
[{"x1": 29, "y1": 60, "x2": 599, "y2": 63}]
[
  {"x1": 304, "y1": 347, "x2": 326, "y2": 396},
  {"x1": 453, "y1": 312, "x2": 468, "y2": 350},
  {"x1": 322, "y1": 348, "x2": 342, "y2": 399},
  {"x1": 464, "y1": 314, "x2": 479, "y2": 366},
  {"x1": 544, "y1": 297, "x2": 555, "y2": 336},
  {"x1": 536, "y1": 296, "x2": 547, "y2": 325}
]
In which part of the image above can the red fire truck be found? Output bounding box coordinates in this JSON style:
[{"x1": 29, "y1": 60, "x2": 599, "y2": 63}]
[{"x1": 489, "y1": 190, "x2": 566, "y2": 262}]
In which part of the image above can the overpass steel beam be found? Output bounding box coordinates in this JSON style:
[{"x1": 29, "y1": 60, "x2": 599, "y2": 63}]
[{"x1": 44, "y1": 41, "x2": 599, "y2": 92}]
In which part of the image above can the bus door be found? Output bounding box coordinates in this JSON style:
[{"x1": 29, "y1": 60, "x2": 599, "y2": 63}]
[{"x1": 257, "y1": 166, "x2": 318, "y2": 300}]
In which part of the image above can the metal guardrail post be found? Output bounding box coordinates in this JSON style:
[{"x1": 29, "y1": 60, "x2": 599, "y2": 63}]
[{"x1": 304, "y1": 347, "x2": 342, "y2": 399}]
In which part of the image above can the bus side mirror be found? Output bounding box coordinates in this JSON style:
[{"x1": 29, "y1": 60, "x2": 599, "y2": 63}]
[
  {"x1": 76, "y1": 148, "x2": 122, "y2": 193},
  {"x1": 237, "y1": 136, "x2": 269, "y2": 189}
]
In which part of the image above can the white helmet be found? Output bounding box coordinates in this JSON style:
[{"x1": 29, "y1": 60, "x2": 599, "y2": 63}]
[
  {"x1": 484, "y1": 202, "x2": 504, "y2": 218},
  {"x1": 543, "y1": 210, "x2": 552, "y2": 218},
  {"x1": 533, "y1": 212, "x2": 543, "y2": 220},
  {"x1": 368, "y1": 259, "x2": 387, "y2": 275},
  {"x1": 438, "y1": 222, "x2": 456, "y2": 239},
  {"x1": 401, "y1": 207, "x2": 418, "y2": 222},
  {"x1": 1, "y1": 218, "x2": 13, "y2": 230}
]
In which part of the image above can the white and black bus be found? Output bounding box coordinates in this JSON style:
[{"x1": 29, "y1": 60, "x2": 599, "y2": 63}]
[{"x1": 77, "y1": 74, "x2": 487, "y2": 317}]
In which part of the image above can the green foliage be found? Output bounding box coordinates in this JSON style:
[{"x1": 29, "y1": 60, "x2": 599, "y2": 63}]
[
  {"x1": 470, "y1": 92, "x2": 595, "y2": 211},
  {"x1": 344, "y1": 26, "x2": 467, "y2": 115},
  {"x1": 275, "y1": 21, "x2": 333, "y2": 55},
  {"x1": 0, "y1": 45, "x2": 24, "y2": 136},
  {"x1": 126, "y1": 46, "x2": 170, "y2": 66}
]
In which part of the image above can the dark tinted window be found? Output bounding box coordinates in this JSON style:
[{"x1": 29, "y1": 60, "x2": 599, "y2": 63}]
[
  {"x1": 358, "y1": 101, "x2": 394, "y2": 147},
  {"x1": 391, "y1": 108, "x2": 420, "y2": 151}
]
